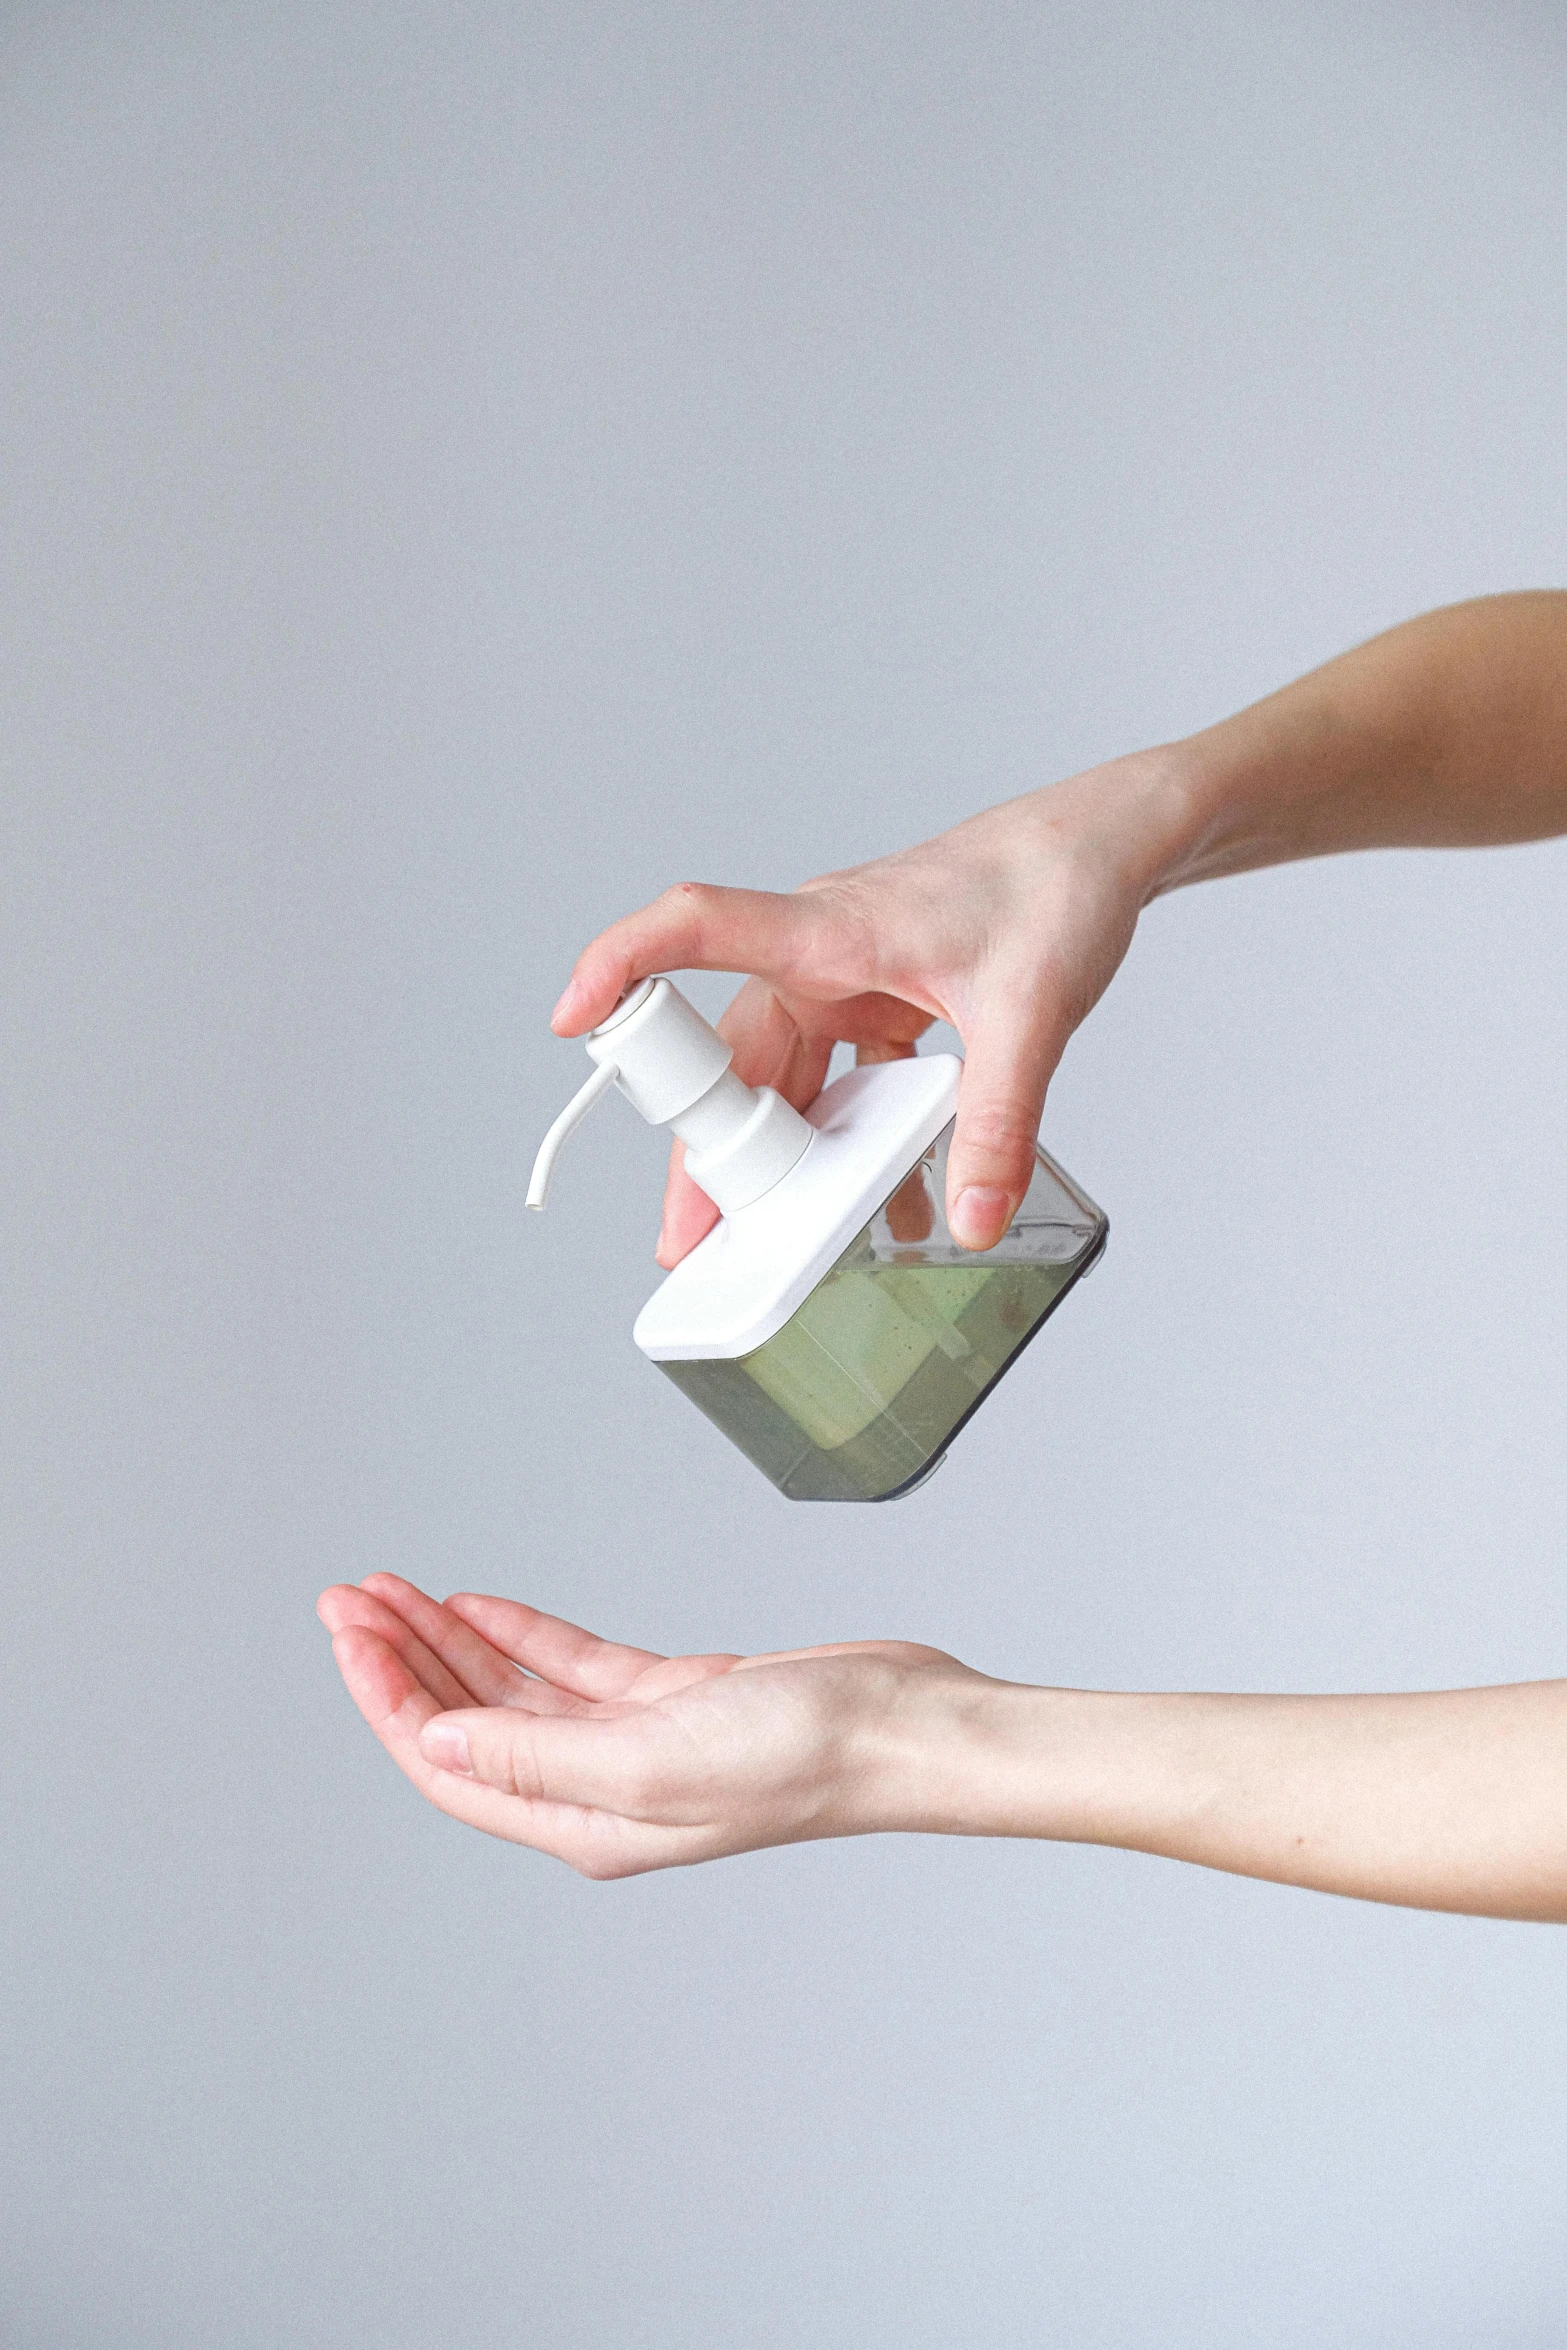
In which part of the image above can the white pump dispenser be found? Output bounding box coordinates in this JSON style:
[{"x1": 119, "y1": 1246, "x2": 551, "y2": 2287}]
[
  {"x1": 527, "y1": 976, "x2": 813, "y2": 1218},
  {"x1": 528, "y1": 974, "x2": 1108, "y2": 1502}
]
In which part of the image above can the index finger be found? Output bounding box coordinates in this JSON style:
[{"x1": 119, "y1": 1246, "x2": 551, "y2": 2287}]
[
  {"x1": 550, "y1": 883, "x2": 855, "y2": 1035},
  {"x1": 355, "y1": 1574, "x2": 596, "y2": 1716},
  {"x1": 442, "y1": 1592, "x2": 667, "y2": 1701}
]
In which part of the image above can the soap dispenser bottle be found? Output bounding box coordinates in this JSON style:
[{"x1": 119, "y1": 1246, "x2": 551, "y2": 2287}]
[{"x1": 529, "y1": 976, "x2": 1107, "y2": 1501}]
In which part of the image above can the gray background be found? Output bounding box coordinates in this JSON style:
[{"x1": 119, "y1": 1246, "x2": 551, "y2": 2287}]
[{"x1": 3, "y1": 2, "x2": 1566, "y2": 2343}]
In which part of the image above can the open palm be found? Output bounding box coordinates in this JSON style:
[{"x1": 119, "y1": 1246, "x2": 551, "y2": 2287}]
[{"x1": 318, "y1": 1575, "x2": 972, "y2": 1876}]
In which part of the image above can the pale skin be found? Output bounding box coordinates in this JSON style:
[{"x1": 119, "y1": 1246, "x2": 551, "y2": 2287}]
[{"x1": 321, "y1": 592, "x2": 1567, "y2": 1919}]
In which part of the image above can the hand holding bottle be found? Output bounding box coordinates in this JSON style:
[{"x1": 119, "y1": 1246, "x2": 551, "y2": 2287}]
[
  {"x1": 552, "y1": 755, "x2": 1184, "y2": 1264},
  {"x1": 552, "y1": 593, "x2": 1567, "y2": 1267},
  {"x1": 319, "y1": 596, "x2": 1567, "y2": 1917}
]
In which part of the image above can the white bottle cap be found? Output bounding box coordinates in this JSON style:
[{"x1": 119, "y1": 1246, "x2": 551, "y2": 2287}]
[
  {"x1": 583, "y1": 975, "x2": 732, "y2": 1123},
  {"x1": 527, "y1": 977, "x2": 813, "y2": 1218}
]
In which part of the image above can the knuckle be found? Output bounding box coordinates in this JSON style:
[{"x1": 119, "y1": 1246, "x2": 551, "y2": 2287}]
[
  {"x1": 808, "y1": 872, "x2": 874, "y2": 945},
  {"x1": 487, "y1": 1730, "x2": 539, "y2": 1804},
  {"x1": 960, "y1": 1097, "x2": 1042, "y2": 1158},
  {"x1": 572, "y1": 1814, "x2": 643, "y2": 1881},
  {"x1": 642, "y1": 881, "x2": 718, "y2": 962},
  {"x1": 783, "y1": 877, "x2": 883, "y2": 993},
  {"x1": 662, "y1": 878, "x2": 721, "y2": 920}
]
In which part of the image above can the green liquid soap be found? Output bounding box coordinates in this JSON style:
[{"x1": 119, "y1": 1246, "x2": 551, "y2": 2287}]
[{"x1": 659, "y1": 1245, "x2": 1087, "y2": 1503}]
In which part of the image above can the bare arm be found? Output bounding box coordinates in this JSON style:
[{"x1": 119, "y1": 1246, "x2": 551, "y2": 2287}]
[
  {"x1": 315, "y1": 601, "x2": 1567, "y2": 1912},
  {"x1": 1167, "y1": 590, "x2": 1567, "y2": 881},
  {"x1": 318, "y1": 1579, "x2": 1567, "y2": 1919},
  {"x1": 935, "y1": 1678, "x2": 1567, "y2": 1922},
  {"x1": 550, "y1": 591, "x2": 1567, "y2": 1263}
]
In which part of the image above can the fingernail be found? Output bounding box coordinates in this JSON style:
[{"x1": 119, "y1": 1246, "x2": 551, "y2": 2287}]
[
  {"x1": 549, "y1": 985, "x2": 579, "y2": 1032},
  {"x1": 950, "y1": 1185, "x2": 1010, "y2": 1249},
  {"x1": 420, "y1": 1721, "x2": 472, "y2": 1775}
]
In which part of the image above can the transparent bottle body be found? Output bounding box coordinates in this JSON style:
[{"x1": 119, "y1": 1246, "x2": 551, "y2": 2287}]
[{"x1": 658, "y1": 1122, "x2": 1106, "y2": 1501}]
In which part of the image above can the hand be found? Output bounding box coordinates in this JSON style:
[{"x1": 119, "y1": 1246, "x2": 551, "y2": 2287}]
[
  {"x1": 550, "y1": 752, "x2": 1195, "y2": 1264},
  {"x1": 318, "y1": 1579, "x2": 1567, "y2": 1918},
  {"x1": 550, "y1": 596, "x2": 1567, "y2": 1267},
  {"x1": 317, "y1": 1575, "x2": 986, "y2": 1878}
]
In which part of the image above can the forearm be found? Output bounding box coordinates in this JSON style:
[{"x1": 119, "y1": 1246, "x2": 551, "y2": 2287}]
[
  {"x1": 891, "y1": 1676, "x2": 1567, "y2": 1921},
  {"x1": 1136, "y1": 592, "x2": 1567, "y2": 893}
]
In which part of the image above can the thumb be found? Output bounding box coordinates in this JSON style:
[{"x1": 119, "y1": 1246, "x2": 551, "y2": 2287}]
[
  {"x1": 945, "y1": 1006, "x2": 1068, "y2": 1250},
  {"x1": 656, "y1": 1136, "x2": 718, "y2": 1271},
  {"x1": 418, "y1": 1705, "x2": 651, "y2": 1809}
]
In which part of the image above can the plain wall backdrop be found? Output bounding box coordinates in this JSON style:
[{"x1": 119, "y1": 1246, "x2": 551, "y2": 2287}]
[{"x1": 3, "y1": 3, "x2": 1566, "y2": 2343}]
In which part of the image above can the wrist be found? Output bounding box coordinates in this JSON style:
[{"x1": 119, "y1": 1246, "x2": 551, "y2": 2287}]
[
  {"x1": 1150, "y1": 699, "x2": 1335, "y2": 891},
  {"x1": 939, "y1": 1681, "x2": 1134, "y2": 1841},
  {"x1": 858, "y1": 1668, "x2": 1115, "y2": 1841},
  {"x1": 1090, "y1": 725, "x2": 1307, "y2": 904},
  {"x1": 1077, "y1": 676, "x2": 1396, "y2": 903},
  {"x1": 1019, "y1": 743, "x2": 1221, "y2": 910},
  {"x1": 861, "y1": 1669, "x2": 1208, "y2": 1851}
]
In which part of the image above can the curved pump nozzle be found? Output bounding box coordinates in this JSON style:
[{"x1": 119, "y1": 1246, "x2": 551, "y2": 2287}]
[
  {"x1": 525, "y1": 1058, "x2": 621, "y2": 1210},
  {"x1": 527, "y1": 976, "x2": 813, "y2": 1219}
]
